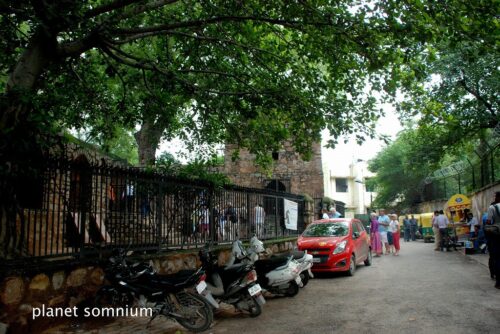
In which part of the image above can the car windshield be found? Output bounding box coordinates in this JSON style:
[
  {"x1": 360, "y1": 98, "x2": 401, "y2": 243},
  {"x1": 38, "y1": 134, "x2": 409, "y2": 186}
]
[{"x1": 303, "y1": 222, "x2": 349, "y2": 237}]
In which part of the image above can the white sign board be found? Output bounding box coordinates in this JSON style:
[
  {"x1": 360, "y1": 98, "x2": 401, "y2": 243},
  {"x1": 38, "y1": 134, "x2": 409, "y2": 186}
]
[{"x1": 284, "y1": 199, "x2": 298, "y2": 230}]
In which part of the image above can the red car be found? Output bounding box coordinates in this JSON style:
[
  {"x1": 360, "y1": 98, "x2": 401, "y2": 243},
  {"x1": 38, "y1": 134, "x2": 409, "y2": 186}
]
[{"x1": 297, "y1": 218, "x2": 371, "y2": 275}]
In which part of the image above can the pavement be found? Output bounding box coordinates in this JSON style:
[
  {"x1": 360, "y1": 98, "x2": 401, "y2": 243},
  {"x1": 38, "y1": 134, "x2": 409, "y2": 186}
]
[{"x1": 41, "y1": 240, "x2": 500, "y2": 334}]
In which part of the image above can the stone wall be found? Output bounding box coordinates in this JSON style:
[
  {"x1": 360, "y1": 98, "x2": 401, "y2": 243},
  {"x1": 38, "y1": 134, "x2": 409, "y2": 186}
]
[
  {"x1": 219, "y1": 142, "x2": 324, "y2": 197},
  {"x1": 0, "y1": 238, "x2": 297, "y2": 333}
]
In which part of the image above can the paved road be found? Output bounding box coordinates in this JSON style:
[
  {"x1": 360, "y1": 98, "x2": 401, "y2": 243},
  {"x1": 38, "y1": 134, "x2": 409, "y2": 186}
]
[{"x1": 45, "y1": 241, "x2": 500, "y2": 334}]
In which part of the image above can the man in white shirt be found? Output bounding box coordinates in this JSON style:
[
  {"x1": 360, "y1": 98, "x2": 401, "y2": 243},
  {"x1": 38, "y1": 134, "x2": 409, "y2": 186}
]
[{"x1": 434, "y1": 210, "x2": 450, "y2": 251}]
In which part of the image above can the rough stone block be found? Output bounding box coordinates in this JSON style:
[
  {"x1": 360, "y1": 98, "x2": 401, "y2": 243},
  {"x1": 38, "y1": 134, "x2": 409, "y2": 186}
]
[
  {"x1": 48, "y1": 295, "x2": 66, "y2": 307},
  {"x1": 0, "y1": 277, "x2": 25, "y2": 305},
  {"x1": 66, "y1": 268, "x2": 87, "y2": 287},
  {"x1": 90, "y1": 268, "x2": 104, "y2": 286},
  {"x1": 52, "y1": 271, "x2": 65, "y2": 291},
  {"x1": 29, "y1": 274, "x2": 49, "y2": 291}
]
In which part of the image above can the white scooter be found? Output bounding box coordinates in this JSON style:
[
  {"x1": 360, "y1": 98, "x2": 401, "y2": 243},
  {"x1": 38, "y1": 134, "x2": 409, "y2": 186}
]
[
  {"x1": 272, "y1": 249, "x2": 314, "y2": 287},
  {"x1": 229, "y1": 237, "x2": 303, "y2": 297}
]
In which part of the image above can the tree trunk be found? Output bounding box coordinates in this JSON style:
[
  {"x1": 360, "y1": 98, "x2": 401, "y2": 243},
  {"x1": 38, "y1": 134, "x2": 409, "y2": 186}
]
[
  {"x1": 134, "y1": 118, "x2": 163, "y2": 166},
  {"x1": 2, "y1": 30, "x2": 56, "y2": 131}
]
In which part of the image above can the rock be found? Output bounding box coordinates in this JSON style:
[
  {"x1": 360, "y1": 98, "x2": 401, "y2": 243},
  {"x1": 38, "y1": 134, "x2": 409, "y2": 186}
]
[
  {"x1": 48, "y1": 295, "x2": 66, "y2": 307},
  {"x1": 174, "y1": 258, "x2": 184, "y2": 272},
  {"x1": 183, "y1": 255, "x2": 197, "y2": 269},
  {"x1": 69, "y1": 296, "x2": 85, "y2": 308},
  {"x1": 18, "y1": 304, "x2": 32, "y2": 315},
  {"x1": 66, "y1": 269, "x2": 87, "y2": 287},
  {"x1": 164, "y1": 260, "x2": 176, "y2": 274},
  {"x1": 0, "y1": 277, "x2": 25, "y2": 305},
  {"x1": 272, "y1": 244, "x2": 279, "y2": 254},
  {"x1": 52, "y1": 271, "x2": 65, "y2": 290},
  {"x1": 29, "y1": 274, "x2": 49, "y2": 291},
  {"x1": 89, "y1": 268, "x2": 104, "y2": 286}
]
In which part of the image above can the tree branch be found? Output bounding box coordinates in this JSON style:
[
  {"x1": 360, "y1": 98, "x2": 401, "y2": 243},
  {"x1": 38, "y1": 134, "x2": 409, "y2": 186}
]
[
  {"x1": 113, "y1": 0, "x2": 180, "y2": 21},
  {"x1": 112, "y1": 16, "x2": 309, "y2": 35},
  {"x1": 84, "y1": 0, "x2": 138, "y2": 19},
  {"x1": 458, "y1": 72, "x2": 495, "y2": 116}
]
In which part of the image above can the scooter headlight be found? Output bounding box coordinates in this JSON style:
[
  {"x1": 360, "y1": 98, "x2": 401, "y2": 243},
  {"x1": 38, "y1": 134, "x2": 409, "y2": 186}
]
[{"x1": 333, "y1": 240, "x2": 347, "y2": 254}]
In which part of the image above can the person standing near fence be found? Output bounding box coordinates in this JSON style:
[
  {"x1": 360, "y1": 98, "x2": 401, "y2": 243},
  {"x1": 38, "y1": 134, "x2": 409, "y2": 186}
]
[
  {"x1": 485, "y1": 191, "x2": 500, "y2": 289},
  {"x1": 254, "y1": 203, "x2": 266, "y2": 238}
]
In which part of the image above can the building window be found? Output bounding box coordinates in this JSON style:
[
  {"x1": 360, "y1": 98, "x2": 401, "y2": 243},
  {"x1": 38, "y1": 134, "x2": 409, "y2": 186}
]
[
  {"x1": 335, "y1": 178, "x2": 348, "y2": 192},
  {"x1": 364, "y1": 178, "x2": 375, "y2": 192},
  {"x1": 272, "y1": 151, "x2": 279, "y2": 160}
]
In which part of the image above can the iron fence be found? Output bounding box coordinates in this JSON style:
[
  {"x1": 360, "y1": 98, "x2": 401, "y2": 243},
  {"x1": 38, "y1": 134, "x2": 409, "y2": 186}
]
[
  {"x1": 0, "y1": 157, "x2": 305, "y2": 267},
  {"x1": 420, "y1": 145, "x2": 500, "y2": 201}
]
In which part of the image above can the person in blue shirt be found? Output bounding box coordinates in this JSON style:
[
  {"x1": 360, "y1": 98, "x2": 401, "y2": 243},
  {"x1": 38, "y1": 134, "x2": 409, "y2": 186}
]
[{"x1": 378, "y1": 209, "x2": 391, "y2": 254}]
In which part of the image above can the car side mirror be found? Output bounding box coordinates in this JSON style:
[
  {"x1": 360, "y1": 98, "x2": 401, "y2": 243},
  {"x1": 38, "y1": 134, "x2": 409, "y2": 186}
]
[{"x1": 353, "y1": 232, "x2": 360, "y2": 239}]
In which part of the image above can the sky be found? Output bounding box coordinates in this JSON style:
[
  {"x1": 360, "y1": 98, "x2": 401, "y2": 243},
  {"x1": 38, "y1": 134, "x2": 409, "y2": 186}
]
[{"x1": 322, "y1": 101, "x2": 403, "y2": 172}]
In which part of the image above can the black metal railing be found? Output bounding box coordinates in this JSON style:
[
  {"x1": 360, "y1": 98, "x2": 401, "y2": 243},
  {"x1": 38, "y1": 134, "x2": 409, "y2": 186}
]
[
  {"x1": 420, "y1": 145, "x2": 500, "y2": 202},
  {"x1": 0, "y1": 157, "x2": 305, "y2": 265}
]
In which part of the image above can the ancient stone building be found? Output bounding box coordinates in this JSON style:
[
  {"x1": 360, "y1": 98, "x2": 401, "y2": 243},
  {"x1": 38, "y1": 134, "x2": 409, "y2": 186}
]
[{"x1": 219, "y1": 142, "x2": 324, "y2": 197}]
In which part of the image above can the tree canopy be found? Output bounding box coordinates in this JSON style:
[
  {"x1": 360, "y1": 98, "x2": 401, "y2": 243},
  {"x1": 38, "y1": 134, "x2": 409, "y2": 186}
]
[{"x1": 2, "y1": 0, "x2": 483, "y2": 167}]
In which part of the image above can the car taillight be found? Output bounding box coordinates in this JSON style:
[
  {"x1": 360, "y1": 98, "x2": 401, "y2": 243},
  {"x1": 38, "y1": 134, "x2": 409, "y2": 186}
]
[
  {"x1": 246, "y1": 270, "x2": 257, "y2": 283},
  {"x1": 198, "y1": 273, "x2": 207, "y2": 283}
]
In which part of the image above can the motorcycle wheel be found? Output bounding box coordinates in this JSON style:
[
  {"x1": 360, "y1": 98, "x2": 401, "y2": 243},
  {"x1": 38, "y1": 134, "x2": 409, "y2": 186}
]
[
  {"x1": 94, "y1": 287, "x2": 132, "y2": 308},
  {"x1": 172, "y1": 291, "x2": 213, "y2": 333},
  {"x1": 285, "y1": 281, "x2": 300, "y2": 297},
  {"x1": 299, "y1": 271, "x2": 310, "y2": 287},
  {"x1": 248, "y1": 297, "x2": 262, "y2": 318}
]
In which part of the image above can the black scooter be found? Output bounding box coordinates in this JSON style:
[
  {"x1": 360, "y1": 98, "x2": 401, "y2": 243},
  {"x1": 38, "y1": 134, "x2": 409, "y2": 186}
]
[
  {"x1": 199, "y1": 248, "x2": 266, "y2": 317},
  {"x1": 96, "y1": 249, "x2": 217, "y2": 333}
]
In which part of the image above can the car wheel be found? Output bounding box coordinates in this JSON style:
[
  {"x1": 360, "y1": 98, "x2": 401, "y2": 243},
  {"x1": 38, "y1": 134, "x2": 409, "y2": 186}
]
[
  {"x1": 347, "y1": 255, "x2": 356, "y2": 276},
  {"x1": 364, "y1": 249, "x2": 372, "y2": 266}
]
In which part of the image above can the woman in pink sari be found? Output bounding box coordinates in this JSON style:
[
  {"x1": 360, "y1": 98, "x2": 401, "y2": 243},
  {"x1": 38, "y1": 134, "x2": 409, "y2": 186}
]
[{"x1": 370, "y1": 212, "x2": 382, "y2": 257}]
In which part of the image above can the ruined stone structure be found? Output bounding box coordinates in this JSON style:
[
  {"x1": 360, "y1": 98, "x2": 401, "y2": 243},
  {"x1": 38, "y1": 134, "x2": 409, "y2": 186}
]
[{"x1": 219, "y1": 142, "x2": 324, "y2": 198}]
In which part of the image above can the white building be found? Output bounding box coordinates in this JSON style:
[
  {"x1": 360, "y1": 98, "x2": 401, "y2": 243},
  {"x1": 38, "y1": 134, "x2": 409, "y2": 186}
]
[{"x1": 322, "y1": 142, "x2": 377, "y2": 218}]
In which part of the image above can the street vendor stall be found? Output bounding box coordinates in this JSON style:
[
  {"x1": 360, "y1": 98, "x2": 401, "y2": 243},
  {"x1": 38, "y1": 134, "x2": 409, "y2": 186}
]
[{"x1": 444, "y1": 194, "x2": 472, "y2": 244}]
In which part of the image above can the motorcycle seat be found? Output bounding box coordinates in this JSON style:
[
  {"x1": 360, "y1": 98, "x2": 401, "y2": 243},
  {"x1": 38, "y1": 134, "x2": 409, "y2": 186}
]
[
  {"x1": 222, "y1": 263, "x2": 249, "y2": 274},
  {"x1": 151, "y1": 269, "x2": 199, "y2": 288},
  {"x1": 271, "y1": 250, "x2": 306, "y2": 261},
  {"x1": 254, "y1": 257, "x2": 290, "y2": 272}
]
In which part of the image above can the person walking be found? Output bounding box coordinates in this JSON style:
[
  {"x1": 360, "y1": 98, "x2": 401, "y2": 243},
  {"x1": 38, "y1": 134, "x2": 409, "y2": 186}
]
[
  {"x1": 403, "y1": 215, "x2": 411, "y2": 242},
  {"x1": 378, "y1": 209, "x2": 391, "y2": 255},
  {"x1": 431, "y1": 211, "x2": 440, "y2": 251},
  {"x1": 389, "y1": 214, "x2": 400, "y2": 256},
  {"x1": 485, "y1": 191, "x2": 500, "y2": 289},
  {"x1": 370, "y1": 213, "x2": 382, "y2": 257},
  {"x1": 410, "y1": 215, "x2": 418, "y2": 241}
]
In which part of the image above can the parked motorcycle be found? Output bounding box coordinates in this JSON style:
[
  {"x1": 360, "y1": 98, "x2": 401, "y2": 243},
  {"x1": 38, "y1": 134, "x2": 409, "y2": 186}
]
[
  {"x1": 272, "y1": 249, "x2": 314, "y2": 287},
  {"x1": 199, "y1": 247, "x2": 266, "y2": 317},
  {"x1": 95, "y1": 248, "x2": 217, "y2": 332},
  {"x1": 230, "y1": 237, "x2": 303, "y2": 297}
]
